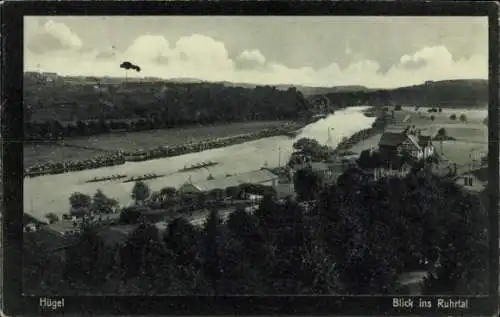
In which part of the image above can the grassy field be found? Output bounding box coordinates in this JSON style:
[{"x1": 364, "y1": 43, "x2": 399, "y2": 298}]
[
  {"x1": 62, "y1": 121, "x2": 290, "y2": 152},
  {"x1": 347, "y1": 106, "x2": 488, "y2": 167},
  {"x1": 24, "y1": 143, "x2": 108, "y2": 167},
  {"x1": 399, "y1": 107, "x2": 487, "y2": 166},
  {"x1": 23, "y1": 121, "x2": 290, "y2": 166}
]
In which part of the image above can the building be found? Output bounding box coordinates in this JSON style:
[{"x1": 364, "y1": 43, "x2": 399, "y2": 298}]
[
  {"x1": 378, "y1": 125, "x2": 435, "y2": 161},
  {"x1": 180, "y1": 169, "x2": 280, "y2": 195},
  {"x1": 454, "y1": 171, "x2": 487, "y2": 194},
  {"x1": 289, "y1": 161, "x2": 345, "y2": 185}
]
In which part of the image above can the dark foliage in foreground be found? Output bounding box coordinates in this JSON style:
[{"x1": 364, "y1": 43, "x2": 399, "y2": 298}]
[{"x1": 23, "y1": 169, "x2": 488, "y2": 295}]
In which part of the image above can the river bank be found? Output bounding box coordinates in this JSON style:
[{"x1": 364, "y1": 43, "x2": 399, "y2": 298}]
[
  {"x1": 24, "y1": 122, "x2": 304, "y2": 178},
  {"x1": 24, "y1": 106, "x2": 375, "y2": 220}
]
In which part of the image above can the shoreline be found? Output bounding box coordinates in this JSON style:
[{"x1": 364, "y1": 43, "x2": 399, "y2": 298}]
[
  {"x1": 332, "y1": 115, "x2": 388, "y2": 155},
  {"x1": 24, "y1": 122, "x2": 305, "y2": 179}
]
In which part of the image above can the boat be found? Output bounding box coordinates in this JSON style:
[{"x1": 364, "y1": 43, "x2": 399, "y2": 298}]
[
  {"x1": 178, "y1": 161, "x2": 220, "y2": 172},
  {"x1": 122, "y1": 173, "x2": 166, "y2": 183},
  {"x1": 85, "y1": 174, "x2": 127, "y2": 183}
]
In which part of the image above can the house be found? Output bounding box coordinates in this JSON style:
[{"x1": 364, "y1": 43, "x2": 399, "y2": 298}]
[
  {"x1": 454, "y1": 171, "x2": 487, "y2": 194},
  {"x1": 417, "y1": 134, "x2": 435, "y2": 158},
  {"x1": 180, "y1": 169, "x2": 279, "y2": 195},
  {"x1": 378, "y1": 125, "x2": 434, "y2": 161}
]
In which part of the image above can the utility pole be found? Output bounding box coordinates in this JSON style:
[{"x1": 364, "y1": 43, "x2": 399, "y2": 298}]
[{"x1": 278, "y1": 147, "x2": 281, "y2": 167}]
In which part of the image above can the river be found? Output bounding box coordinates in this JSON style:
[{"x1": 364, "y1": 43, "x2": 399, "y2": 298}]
[{"x1": 23, "y1": 106, "x2": 377, "y2": 220}]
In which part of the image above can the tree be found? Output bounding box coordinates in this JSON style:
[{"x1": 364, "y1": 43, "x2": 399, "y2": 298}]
[
  {"x1": 91, "y1": 189, "x2": 118, "y2": 214},
  {"x1": 45, "y1": 212, "x2": 59, "y2": 224},
  {"x1": 207, "y1": 188, "x2": 225, "y2": 202},
  {"x1": 23, "y1": 232, "x2": 66, "y2": 293},
  {"x1": 225, "y1": 186, "x2": 241, "y2": 201},
  {"x1": 436, "y1": 127, "x2": 447, "y2": 138},
  {"x1": 422, "y1": 186, "x2": 488, "y2": 295},
  {"x1": 69, "y1": 192, "x2": 91, "y2": 210},
  {"x1": 221, "y1": 207, "x2": 269, "y2": 293},
  {"x1": 165, "y1": 217, "x2": 199, "y2": 266},
  {"x1": 64, "y1": 227, "x2": 108, "y2": 288},
  {"x1": 293, "y1": 167, "x2": 324, "y2": 202},
  {"x1": 357, "y1": 149, "x2": 374, "y2": 169},
  {"x1": 269, "y1": 200, "x2": 312, "y2": 294},
  {"x1": 119, "y1": 206, "x2": 146, "y2": 224},
  {"x1": 200, "y1": 209, "x2": 224, "y2": 294},
  {"x1": 430, "y1": 115, "x2": 435, "y2": 121},
  {"x1": 449, "y1": 113, "x2": 457, "y2": 120},
  {"x1": 120, "y1": 223, "x2": 161, "y2": 279},
  {"x1": 131, "y1": 181, "x2": 151, "y2": 204},
  {"x1": 160, "y1": 186, "x2": 178, "y2": 200},
  {"x1": 459, "y1": 114, "x2": 468, "y2": 122}
]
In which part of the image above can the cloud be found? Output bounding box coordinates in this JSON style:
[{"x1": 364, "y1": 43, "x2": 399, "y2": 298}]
[
  {"x1": 25, "y1": 20, "x2": 83, "y2": 54},
  {"x1": 95, "y1": 51, "x2": 116, "y2": 60},
  {"x1": 24, "y1": 21, "x2": 488, "y2": 88}
]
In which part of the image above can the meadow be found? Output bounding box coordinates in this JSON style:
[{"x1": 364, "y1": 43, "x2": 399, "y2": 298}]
[
  {"x1": 23, "y1": 121, "x2": 289, "y2": 167},
  {"x1": 60, "y1": 121, "x2": 290, "y2": 152},
  {"x1": 24, "y1": 143, "x2": 107, "y2": 167},
  {"x1": 346, "y1": 106, "x2": 488, "y2": 168}
]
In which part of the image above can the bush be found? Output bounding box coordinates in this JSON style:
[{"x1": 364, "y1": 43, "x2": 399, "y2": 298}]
[
  {"x1": 449, "y1": 114, "x2": 457, "y2": 120},
  {"x1": 119, "y1": 206, "x2": 147, "y2": 224},
  {"x1": 459, "y1": 114, "x2": 467, "y2": 122},
  {"x1": 437, "y1": 128, "x2": 447, "y2": 138},
  {"x1": 394, "y1": 105, "x2": 402, "y2": 111}
]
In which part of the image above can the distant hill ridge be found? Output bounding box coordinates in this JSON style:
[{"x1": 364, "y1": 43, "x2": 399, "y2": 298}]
[{"x1": 24, "y1": 72, "x2": 487, "y2": 108}]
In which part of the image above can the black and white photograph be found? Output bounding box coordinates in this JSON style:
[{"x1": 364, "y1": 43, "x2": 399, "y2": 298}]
[{"x1": 22, "y1": 16, "x2": 490, "y2": 296}]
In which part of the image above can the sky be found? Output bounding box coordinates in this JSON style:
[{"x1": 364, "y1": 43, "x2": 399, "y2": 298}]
[{"x1": 24, "y1": 16, "x2": 488, "y2": 89}]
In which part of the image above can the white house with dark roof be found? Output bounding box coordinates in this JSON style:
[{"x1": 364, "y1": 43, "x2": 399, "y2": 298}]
[{"x1": 378, "y1": 125, "x2": 434, "y2": 161}]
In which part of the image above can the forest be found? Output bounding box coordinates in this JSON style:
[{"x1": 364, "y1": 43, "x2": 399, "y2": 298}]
[
  {"x1": 23, "y1": 164, "x2": 489, "y2": 296},
  {"x1": 24, "y1": 73, "x2": 312, "y2": 140},
  {"x1": 23, "y1": 73, "x2": 487, "y2": 140}
]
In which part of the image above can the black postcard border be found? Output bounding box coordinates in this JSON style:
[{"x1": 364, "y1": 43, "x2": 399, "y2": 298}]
[{"x1": 1, "y1": 1, "x2": 499, "y2": 316}]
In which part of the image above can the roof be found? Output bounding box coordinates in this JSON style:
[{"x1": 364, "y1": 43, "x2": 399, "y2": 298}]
[
  {"x1": 187, "y1": 169, "x2": 279, "y2": 192},
  {"x1": 378, "y1": 132, "x2": 408, "y2": 147},
  {"x1": 406, "y1": 134, "x2": 421, "y2": 149},
  {"x1": 24, "y1": 212, "x2": 48, "y2": 225},
  {"x1": 418, "y1": 135, "x2": 432, "y2": 147},
  {"x1": 42, "y1": 220, "x2": 79, "y2": 237},
  {"x1": 385, "y1": 124, "x2": 408, "y2": 134}
]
